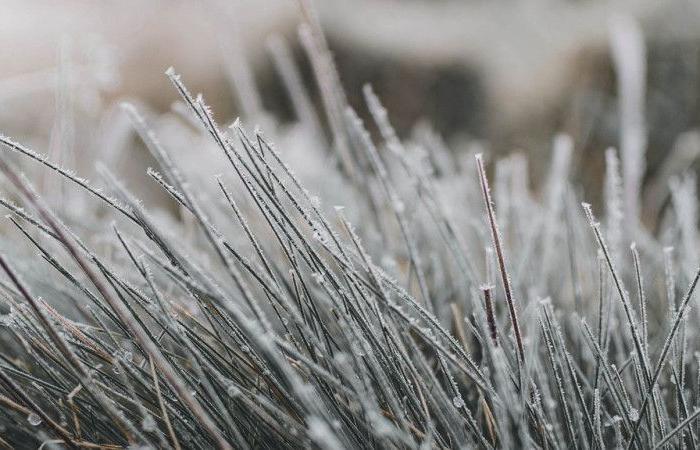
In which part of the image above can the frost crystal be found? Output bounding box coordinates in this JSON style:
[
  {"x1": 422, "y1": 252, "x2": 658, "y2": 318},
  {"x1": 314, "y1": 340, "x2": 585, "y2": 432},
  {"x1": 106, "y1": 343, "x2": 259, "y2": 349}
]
[
  {"x1": 142, "y1": 414, "x2": 157, "y2": 432},
  {"x1": 27, "y1": 413, "x2": 42, "y2": 426}
]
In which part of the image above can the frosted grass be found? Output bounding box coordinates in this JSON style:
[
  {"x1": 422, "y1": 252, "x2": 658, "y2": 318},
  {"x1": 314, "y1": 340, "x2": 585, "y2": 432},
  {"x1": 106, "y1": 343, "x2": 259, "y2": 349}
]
[{"x1": 0, "y1": 10, "x2": 699, "y2": 450}]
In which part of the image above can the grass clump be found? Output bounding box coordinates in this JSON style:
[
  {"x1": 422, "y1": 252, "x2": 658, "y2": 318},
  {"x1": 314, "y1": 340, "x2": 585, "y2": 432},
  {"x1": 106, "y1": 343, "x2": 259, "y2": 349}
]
[{"x1": 0, "y1": 17, "x2": 700, "y2": 450}]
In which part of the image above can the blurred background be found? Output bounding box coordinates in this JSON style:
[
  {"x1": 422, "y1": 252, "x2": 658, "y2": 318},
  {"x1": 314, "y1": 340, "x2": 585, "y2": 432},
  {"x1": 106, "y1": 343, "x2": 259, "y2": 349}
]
[{"x1": 2, "y1": 0, "x2": 700, "y2": 225}]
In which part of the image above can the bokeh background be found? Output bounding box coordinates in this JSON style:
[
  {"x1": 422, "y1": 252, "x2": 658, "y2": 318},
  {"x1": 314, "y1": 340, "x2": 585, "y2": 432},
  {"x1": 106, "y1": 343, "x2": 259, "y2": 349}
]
[{"x1": 2, "y1": 0, "x2": 700, "y2": 225}]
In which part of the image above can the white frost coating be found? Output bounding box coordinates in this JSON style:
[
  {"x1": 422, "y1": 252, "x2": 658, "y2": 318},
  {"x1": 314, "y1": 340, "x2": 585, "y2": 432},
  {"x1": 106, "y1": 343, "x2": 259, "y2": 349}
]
[
  {"x1": 141, "y1": 414, "x2": 157, "y2": 432},
  {"x1": 307, "y1": 416, "x2": 344, "y2": 450}
]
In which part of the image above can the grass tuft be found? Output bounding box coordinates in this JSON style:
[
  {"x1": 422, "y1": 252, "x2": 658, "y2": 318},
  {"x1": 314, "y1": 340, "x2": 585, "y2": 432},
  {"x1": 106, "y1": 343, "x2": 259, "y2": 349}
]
[{"x1": 0, "y1": 15, "x2": 700, "y2": 450}]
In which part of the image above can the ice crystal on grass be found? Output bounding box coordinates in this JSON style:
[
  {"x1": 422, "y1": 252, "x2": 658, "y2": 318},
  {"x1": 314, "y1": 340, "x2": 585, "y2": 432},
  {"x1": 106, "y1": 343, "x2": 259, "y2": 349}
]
[{"x1": 27, "y1": 413, "x2": 41, "y2": 426}]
